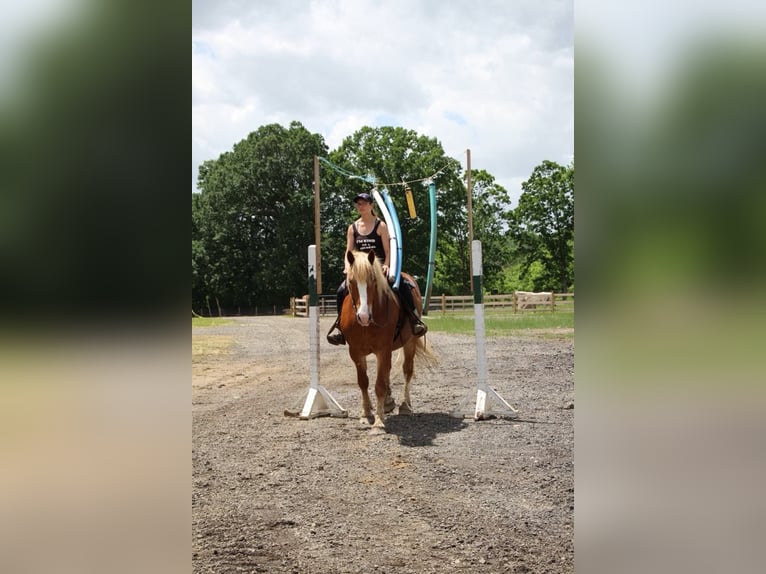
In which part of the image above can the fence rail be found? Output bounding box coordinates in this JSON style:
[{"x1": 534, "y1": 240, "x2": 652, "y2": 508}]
[{"x1": 291, "y1": 292, "x2": 574, "y2": 317}]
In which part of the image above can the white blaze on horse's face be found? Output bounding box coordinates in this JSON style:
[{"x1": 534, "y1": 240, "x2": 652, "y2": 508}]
[{"x1": 355, "y1": 279, "x2": 371, "y2": 326}]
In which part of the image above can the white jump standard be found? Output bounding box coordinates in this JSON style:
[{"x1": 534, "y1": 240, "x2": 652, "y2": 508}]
[
  {"x1": 451, "y1": 240, "x2": 519, "y2": 420},
  {"x1": 284, "y1": 245, "x2": 348, "y2": 419}
]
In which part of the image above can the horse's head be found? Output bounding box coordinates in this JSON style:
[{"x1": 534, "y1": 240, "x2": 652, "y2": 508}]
[{"x1": 346, "y1": 250, "x2": 393, "y2": 327}]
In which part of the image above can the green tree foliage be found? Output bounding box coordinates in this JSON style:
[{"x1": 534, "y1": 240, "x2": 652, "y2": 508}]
[
  {"x1": 509, "y1": 160, "x2": 574, "y2": 292},
  {"x1": 491, "y1": 260, "x2": 546, "y2": 293},
  {"x1": 192, "y1": 193, "x2": 209, "y2": 303},
  {"x1": 193, "y1": 122, "x2": 327, "y2": 312},
  {"x1": 469, "y1": 169, "x2": 514, "y2": 293}
]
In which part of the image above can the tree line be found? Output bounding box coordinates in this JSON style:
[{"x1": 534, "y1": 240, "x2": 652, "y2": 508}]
[{"x1": 192, "y1": 121, "x2": 573, "y2": 315}]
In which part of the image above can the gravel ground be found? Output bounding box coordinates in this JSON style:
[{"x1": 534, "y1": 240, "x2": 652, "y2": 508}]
[{"x1": 193, "y1": 315, "x2": 574, "y2": 573}]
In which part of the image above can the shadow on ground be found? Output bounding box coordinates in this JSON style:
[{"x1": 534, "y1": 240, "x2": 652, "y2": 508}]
[{"x1": 385, "y1": 412, "x2": 467, "y2": 447}]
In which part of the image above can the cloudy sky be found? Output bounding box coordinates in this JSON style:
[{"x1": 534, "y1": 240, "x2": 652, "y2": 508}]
[{"x1": 192, "y1": 0, "x2": 573, "y2": 204}]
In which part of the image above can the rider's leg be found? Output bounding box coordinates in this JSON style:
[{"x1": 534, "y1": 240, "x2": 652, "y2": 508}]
[
  {"x1": 327, "y1": 280, "x2": 347, "y2": 345},
  {"x1": 399, "y1": 280, "x2": 427, "y2": 337}
]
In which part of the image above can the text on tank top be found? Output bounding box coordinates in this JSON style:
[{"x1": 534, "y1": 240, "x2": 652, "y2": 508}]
[{"x1": 353, "y1": 218, "x2": 385, "y2": 263}]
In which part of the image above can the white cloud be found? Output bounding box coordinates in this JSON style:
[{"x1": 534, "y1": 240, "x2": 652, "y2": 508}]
[{"x1": 192, "y1": 0, "x2": 573, "y2": 204}]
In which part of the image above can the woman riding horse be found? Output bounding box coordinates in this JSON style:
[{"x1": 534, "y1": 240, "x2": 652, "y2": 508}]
[{"x1": 327, "y1": 192, "x2": 427, "y2": 345}]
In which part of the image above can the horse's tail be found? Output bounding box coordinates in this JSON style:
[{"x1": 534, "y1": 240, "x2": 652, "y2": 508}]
[
  {"x1": 412, "y1": 335, "x2": 438, "y2": 369},
  {"x1": 392, "y1": 334, "x2": 438, "y2": 372}
]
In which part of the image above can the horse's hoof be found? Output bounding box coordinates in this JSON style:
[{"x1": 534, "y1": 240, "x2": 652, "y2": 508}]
[
  {"x1": 398, "y1": 403, "x2": 413, "y2": 415},
  {"x1": 384, "y1": 397, "x2": 397, "y2": 414},
  {"x1": 369, "y1": 426, "x2": 386, "y2": 436},
  {"x1": 359, "y1": 416, "x2": 373, "y2": 426}
]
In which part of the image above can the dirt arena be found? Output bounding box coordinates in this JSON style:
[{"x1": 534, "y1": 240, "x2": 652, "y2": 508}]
[{"x1": 193, "y1": 316, "x2": 573, "y2": 573}]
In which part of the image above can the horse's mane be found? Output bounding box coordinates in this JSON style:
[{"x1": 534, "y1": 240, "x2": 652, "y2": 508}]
[{"x1": 348, "y1": 251, "x2": 396, "y2": 303}]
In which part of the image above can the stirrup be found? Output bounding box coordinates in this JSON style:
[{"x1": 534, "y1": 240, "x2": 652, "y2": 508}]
[
  {"x1": 326, "y1": 318, "x2": 346, "y2": 346},
  {"x1": 327, "y1": 330, "x2": 346, "y2": 346},
  {"x1": 412, "y1": 320, "x2": 427, "y2": 337}
]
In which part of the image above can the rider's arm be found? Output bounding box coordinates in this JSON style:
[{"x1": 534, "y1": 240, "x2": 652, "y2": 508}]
[
  {"x1": 343, "y1": 224, "x2": 355, "y2": 274},
  {"x1": 378, "y1": 220, "x2": 391, "y2": 274}
]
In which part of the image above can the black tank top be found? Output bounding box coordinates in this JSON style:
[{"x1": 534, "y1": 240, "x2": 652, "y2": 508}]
[{"x1": 353, "y1": 218, "x2": 386, "y2": 263}]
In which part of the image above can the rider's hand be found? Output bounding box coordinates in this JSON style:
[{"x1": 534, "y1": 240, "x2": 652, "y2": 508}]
[{"x1": 381, "y1": 264, "x2": 389, "y2": 276}]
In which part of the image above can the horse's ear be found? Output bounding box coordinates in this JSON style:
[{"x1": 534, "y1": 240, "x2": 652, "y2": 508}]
[
  {"x1": 347, "y1": 251, "x2": 355, "y2": 267},
  {"x1": 368, "y1": 250, "x2": 376, "y2": 264}
]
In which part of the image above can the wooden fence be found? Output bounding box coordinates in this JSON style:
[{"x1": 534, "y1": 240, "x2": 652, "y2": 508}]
[{"x1": 291, "y1": 292, "x2": 574, "y2": 317}]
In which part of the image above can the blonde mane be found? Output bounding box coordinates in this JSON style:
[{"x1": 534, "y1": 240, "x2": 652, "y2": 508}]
[{"x1": 348, "y1": 251, "x2": 396, "y2": 303}]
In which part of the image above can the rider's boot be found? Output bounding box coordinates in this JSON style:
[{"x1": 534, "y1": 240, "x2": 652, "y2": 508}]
[
  {"x1": 326, "y1": 317, "x2": 346, "y2": 346},
  {"x1": 408, "y1": 307, "x2": 428, "y2": 337}
]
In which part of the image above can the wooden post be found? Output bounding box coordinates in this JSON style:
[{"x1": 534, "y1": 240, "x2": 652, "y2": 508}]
[
  {"x1": 550, "y1": 292, "x2": 556, "y2": 312},
  {"x1": 441, "y1": 293, "x2": 446, "y2": 317},
  {"x1": 314, "y1": 155, "x2": 322, "y2": 294},
  {"x1": 466, "y1": 149, "x2": 473, "y2": 293}
]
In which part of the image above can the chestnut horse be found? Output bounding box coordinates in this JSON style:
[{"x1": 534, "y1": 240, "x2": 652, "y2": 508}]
[{"x1": 340, "y1": 250, "x2": 433, "y2": 433}]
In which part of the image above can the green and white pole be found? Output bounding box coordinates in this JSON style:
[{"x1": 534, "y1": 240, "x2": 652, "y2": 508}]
[
  {"x1": 307, "y1": 244, "x2": 320, "y2": 392},
  {"x1": 472, "y1": 240, "x2": 489, "y2": 391},
  {"x1": 284, "y1": 245, "x2": 347, "y2": 419},
  {"x1": 451, "y1": 240, "x2": 519, "y2": 420}
]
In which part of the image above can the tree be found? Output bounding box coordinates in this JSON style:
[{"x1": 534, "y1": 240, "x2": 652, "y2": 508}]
[
  {"x1": 193, "y1": 122, "x2": 327, "y2": 312},
  {"x1": 469, "y1": 169, "x2": 514, "y2": 293},
  {"x1": 192, "y1": 193, "x2": 210, "y2": 307},
  {"x1": 510, "y1": 160, "x2": 574, "y2": 292}
]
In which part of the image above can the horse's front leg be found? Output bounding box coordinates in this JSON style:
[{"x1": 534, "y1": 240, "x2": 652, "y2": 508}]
[
  {"x1": 350, "y1": 351, "x2": 373, "y2": 425},
  {"x1": 371, "y1": 349, "x2": 393, "y2": 432}
]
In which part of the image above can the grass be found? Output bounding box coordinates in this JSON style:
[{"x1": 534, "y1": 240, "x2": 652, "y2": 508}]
[
  {"x1": 189, "y1": 310, "x2": 573, "y2": 344},
  {"x1": 192, "y1": 335, "x2": 234, "y2": 362},
  {"x1": 192, "y1": 317, "x2": 237, "y2": 361},
  {"x1": 422, "y1": 310, "x2": 574, "y2": 338},
  {"x1": 192, "y1": 317, "x2": 236, "y2": 327}
]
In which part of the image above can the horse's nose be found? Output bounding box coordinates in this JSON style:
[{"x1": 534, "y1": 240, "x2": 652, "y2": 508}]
[{"x1": 356, "y1": 310, "x2": 370, "y2": 326}]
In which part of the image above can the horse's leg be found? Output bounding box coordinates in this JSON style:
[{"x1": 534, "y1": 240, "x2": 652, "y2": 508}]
[
  {"x1": 384, "y1": 370, "x2": 396, "y2": 414},
  {"x1": 399, "y1": 340, "x2": 415, "y2": 415},
  {"x1": 350, "y1": 351, "x2": 373, "y2": 425},
  {"x1": 371, "y1": 349, "x2": 393, "y2": 431}
]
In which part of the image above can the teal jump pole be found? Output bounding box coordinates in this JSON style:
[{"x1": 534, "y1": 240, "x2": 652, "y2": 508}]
[{"x1": 423, "y1": 181, "x2": 437, "y2": 314}]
